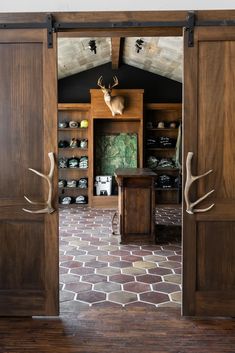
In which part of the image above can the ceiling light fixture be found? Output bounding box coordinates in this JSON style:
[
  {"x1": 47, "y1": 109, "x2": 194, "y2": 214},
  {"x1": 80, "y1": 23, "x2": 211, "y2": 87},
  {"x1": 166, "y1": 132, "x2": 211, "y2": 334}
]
[
  {"x1": 88, "y1": 40, "x2": 97, "y2": 54},
  {"x1": 135, "y1": 39, "x2": 144, "y2": 53}
]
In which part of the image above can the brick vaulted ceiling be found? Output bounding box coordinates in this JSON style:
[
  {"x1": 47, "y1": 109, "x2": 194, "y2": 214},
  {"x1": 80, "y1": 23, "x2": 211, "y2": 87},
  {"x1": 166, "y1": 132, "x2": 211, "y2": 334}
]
[{"x1": 58, "y1": 37, "x2": 183, "y2": 82}]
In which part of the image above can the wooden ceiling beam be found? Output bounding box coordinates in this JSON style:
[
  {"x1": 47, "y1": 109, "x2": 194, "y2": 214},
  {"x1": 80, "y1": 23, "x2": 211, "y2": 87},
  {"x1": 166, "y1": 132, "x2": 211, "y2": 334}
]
[{"x1": 111, "y1": 37, "x2": 123, "y2": 70}]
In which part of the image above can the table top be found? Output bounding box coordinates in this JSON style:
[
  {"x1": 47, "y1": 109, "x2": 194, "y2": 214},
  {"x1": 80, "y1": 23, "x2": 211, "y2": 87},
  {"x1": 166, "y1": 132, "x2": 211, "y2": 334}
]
[{"x1": 114, "y1": 168, "x2": 156, "y2": 178}]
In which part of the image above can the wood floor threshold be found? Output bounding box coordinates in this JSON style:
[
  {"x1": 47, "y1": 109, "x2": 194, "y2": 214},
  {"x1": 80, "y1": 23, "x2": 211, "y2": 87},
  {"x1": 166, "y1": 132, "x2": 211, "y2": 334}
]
[{"x1": 0, "y1": 308, "x2": 234, "y2": 352}]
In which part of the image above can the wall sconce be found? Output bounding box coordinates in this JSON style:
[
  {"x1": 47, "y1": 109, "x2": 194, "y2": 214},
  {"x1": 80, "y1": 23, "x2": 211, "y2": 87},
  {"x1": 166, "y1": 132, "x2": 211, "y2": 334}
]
[
  {"x1": 135, "y1": 39, "x2": 144, "y2": 53},
  {"x1": 88, "y1": 40, "x2": 97, "y2": 54}
]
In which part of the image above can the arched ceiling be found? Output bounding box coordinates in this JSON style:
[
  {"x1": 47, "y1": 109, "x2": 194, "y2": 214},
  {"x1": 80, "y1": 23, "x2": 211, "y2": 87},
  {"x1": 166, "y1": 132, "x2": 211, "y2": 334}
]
[{"x1": 58, "y1": 37, "x2": 183, "y2": 82}]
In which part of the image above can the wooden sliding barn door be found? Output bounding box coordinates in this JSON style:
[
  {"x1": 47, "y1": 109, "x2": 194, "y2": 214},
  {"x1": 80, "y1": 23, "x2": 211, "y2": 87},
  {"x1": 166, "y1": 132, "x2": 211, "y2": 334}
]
[
  {"x1": 0, "y1": 29, "x2": 58, "y2": 316},
  {"x1": 183, "y1": 27, "x2": 235, "y2": 316}
]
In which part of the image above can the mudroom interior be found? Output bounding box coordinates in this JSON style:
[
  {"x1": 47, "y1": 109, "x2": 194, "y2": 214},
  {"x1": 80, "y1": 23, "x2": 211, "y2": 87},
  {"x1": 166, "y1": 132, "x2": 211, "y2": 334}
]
[{"x1": 57, "y1": 35, "x2": 183, "y2": 310}]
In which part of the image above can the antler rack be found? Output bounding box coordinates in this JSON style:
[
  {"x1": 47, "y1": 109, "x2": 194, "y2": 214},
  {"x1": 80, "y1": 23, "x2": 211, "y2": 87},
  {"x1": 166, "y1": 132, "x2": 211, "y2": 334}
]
[
  {"x1": 184, "y1": 152, "x2": 215, "y2": 214},
  {"x1": 22, "y1": 152, "x2": 55, "y2": 214}
]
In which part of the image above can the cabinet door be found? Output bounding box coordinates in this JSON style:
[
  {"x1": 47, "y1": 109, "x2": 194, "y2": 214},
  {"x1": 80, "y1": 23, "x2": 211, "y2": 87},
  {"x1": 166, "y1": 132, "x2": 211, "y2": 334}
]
[
  {"x1": 183, "y1": 27, "x2": 235, "y2": 316},
  {"x1": 0, "y1": 30, "x2": 58, "y2": 316}
]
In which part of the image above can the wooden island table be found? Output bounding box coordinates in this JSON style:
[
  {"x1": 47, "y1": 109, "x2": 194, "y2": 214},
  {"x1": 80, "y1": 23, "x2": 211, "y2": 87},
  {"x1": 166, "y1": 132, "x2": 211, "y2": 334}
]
[{"x1": 114, "y1": 168, "x2": 156, "y2": 244}]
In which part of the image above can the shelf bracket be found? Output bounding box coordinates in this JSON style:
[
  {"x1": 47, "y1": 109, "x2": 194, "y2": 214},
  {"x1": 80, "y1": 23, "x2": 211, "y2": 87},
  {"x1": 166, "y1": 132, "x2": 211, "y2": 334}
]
[{"x1": 186, "y1": 11, "x2": 196, "y2": 47}]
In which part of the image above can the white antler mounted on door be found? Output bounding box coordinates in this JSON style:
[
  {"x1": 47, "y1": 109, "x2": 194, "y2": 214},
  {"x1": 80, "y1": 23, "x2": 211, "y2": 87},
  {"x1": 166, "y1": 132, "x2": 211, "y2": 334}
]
[
  {"x1": 23, "y1": 152, "x2": 55, "y2": 214},
  {"x1": 184, "y1": 152, "x2": 215, "y2": 214}
]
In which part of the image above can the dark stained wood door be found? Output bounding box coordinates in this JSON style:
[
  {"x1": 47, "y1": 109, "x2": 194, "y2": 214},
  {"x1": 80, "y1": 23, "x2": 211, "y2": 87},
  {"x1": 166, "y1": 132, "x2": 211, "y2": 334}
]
[
  {"x1": 183, "y1": 27, "x2": 235, "y2": 316},
  {"x1": 0, "y1": 30, "x2": 58, "y2": 316}
]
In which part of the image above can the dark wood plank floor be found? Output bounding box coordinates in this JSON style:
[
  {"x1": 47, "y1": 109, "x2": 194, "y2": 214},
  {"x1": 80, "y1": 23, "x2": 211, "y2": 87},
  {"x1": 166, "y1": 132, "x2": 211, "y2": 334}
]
[{"x1": 0, "y1": 308, "x2": 235, "y2": 353}]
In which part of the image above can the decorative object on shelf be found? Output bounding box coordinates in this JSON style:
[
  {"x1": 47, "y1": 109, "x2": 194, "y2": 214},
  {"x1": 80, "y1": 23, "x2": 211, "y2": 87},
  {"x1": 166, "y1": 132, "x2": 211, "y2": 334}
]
[
  {"x1": 79, "y1": 156, "x2": 88, "y2": 169},
  {"x1": 69, "y1": 121, "x2": 79, "y2": 128},
  {"x1": 147, "y1": 137, "x2": 157, "y2": 147},
  {"x1": 97, "y1": 76, "x2": 125, "y2": 116},
  {"x1": 158, "y1": 136, "x2": 176, "y2": 148},
  {"x1": 156, "y1": 175, "x2": 173, "y2": 189},
  {"x1": 157, "y1": 121, "x2": 165, "y2": 128},
  {"x1": 58, "y1": 140, "x2": 69, "y2": 148},
  {"x1": 58, "y1": 179, "x2": 67, "y2": 188},
  {"x1": 78, "y1": 178, "x2": 88, "y2": 189},
  {"x1": 95, "y1": 176, "x2": 112, "y2": 196},
  {"x1": 80, "y1": 138, "x2": 88, "y2": 149},
  {"x1": 147, "y1": 155, "x2": 159, "y2": 169},
  {"x1": 69, "y1": 138, "x2": 79, "y2": 148},
  {"x1": 80, "y1": 119, "x2": 88, "y2": 128},
  {"x1": 169, "y1": 121, "x2": 177, "y2": 128},
  {"x1": 158, "y1": 158, "x2": 176, "y2": 169},
  {"x1": 146, "y1": 121, "x2": 153, "y2": 129},
  {"x1": 58, "y1": 157, "x2": 68, "y2": 168},
  {"x1": 67, "y1": 180, "x2": 77, "y2": 188},
  {"x1": 75, "y1": 195, "x2": 87, "y2": 204},
  {"x1": 68, "y1": 157, "x2": 79, "y2": 168},
  {"x1": 60, "y1": 196, "x2": 72, "y2": 205},
  {"x1": 58, "y1": 121, "x2": 68, "y2": 128}
]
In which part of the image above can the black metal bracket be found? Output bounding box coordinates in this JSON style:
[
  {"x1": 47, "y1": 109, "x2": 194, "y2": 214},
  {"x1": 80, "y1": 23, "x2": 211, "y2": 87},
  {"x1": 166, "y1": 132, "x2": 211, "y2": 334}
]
[
  {"x1": 186, "y1": 11, "x2": 196, "y2": 47},
  {"x1": 46, "y1": 14, "x2": 53, "y2": 48},
  {"x1": 0, "y1": 14, "x2": 54, "y2": 49}
]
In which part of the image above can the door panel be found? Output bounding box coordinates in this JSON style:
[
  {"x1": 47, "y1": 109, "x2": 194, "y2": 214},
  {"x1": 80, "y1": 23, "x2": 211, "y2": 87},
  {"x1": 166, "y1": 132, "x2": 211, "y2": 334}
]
[
  {"x1": 183, "y1": 27, "x2": 235, "y2": 316},
  {"x1": 0, "y1": 30, "x2": 58, "y2": 316}
]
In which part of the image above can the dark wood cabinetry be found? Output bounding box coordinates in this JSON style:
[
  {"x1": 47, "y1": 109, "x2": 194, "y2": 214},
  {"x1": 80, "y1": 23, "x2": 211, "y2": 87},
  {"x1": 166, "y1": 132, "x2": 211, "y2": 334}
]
[
  {"x1": 115, "y1": 168, "x2": 156, "y2": 244},
  {"x1": 144, "y1": 103, "x2": 182, "y2": 204},
  {"x1": 58, "y1": 103, "x2": 90, "y2": 205}
]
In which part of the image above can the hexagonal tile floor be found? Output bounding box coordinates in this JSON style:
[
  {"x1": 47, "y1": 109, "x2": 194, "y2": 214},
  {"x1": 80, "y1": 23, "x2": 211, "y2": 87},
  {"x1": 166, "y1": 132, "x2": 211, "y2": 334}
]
[{"x1": 59, "y1": 206, "x2": 182, "y2": 311}]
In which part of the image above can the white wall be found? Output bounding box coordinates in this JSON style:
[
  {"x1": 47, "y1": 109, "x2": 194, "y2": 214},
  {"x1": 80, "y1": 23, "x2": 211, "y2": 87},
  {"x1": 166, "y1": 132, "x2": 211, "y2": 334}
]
[{"x1": 0, "y1": 0, "x2": 235, "y2": 12}]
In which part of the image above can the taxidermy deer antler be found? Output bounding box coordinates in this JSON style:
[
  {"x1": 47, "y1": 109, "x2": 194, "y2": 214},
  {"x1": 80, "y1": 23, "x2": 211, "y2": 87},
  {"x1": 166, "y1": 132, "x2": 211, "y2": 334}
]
[
  {"x1": 184, "y1": 152, "x2": 215, "y2": 214},
  {"x1": 22, "y1": 152, "x2": 55, "y2": 214},
  {"x1": 97, "y1": 76, "x2": 125, "y2": 116}
]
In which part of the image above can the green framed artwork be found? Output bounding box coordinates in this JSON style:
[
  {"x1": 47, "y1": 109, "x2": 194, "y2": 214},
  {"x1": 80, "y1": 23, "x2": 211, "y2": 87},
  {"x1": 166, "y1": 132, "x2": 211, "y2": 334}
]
[{"x1": 95, "y1": 133, "x2": 138, "y2": 175}]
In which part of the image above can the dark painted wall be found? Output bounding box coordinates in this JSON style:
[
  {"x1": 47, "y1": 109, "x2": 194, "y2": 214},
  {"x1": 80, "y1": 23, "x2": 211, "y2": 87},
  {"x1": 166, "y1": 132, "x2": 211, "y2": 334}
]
[{"x1": 58, "y1": 63, "x2": 182, "y2": 103}]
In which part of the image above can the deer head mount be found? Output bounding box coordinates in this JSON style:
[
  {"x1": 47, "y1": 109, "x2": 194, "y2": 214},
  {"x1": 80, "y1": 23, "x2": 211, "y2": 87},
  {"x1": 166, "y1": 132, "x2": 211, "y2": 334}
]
[{"x1": 97, "y1": 76, "x2": 125, "y2": 116}]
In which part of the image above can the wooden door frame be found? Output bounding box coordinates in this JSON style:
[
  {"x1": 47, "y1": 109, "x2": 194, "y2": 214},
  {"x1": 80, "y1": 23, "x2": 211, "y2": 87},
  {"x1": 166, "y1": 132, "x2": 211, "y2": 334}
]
[{"x1": 1, "y1": 9, "x2": 235, "y2": 316}]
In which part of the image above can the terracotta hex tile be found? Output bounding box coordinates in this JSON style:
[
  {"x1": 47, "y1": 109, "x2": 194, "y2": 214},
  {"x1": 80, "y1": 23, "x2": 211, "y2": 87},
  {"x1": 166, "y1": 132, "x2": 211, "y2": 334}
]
[
  {"x1": 143, "y1": 255, "x2": 166, "y2": 262},
  {"x1": 76, "y1": 290, "x2": 106, "y2": 304},
  {"x1": 167, "y1": 255, "x2": 182, "y2": 262},
  {"x1": 82, "y1": 274, "x2": 107, "y2": 284},
  {"x1": 96, "y1": 267, "x2": 121, "y2": 276},
  {"x1": 61, "y1": 260, "x2": 83, "y2": 269},
  {"x1": 59, "y1": 255, "x2": 74, "y2": 262},
  {"x1": 121, "y1": 255, "x2": 142, "y2": 262},
  {"x1": 94, "y1": 282, "x2": 121, "y2": 293},
  {"x1": 70, "y1": 267, "x2": 95, "y2": 276},
  {"x1": 136, "y1": 274, "x2": 161, "y2": 284},
  {"x1": 154, "y1": 250, "x2": 175, "y2": 256},
  {"x1": 110, "y1": 261, "x2": 133, "y2": 268},
  {"x1": 74, "y1": 255, "x2": 96, "y2": 262},
  {"x1": 152, "y1": 282, "x2": 180, "y2": 293},
  {"x1": 120, "y1": 245, "x2": 141, "y2": 251},
  {"x1": 60, "y1": 290, "x2": 75, "y2": 302},
  {"x1": 92, "y1": 301, "x2": 122, "y2": 308},
  {"x1": 174, "y1": 268, "x2": 182, "y2": 275},
  {"x1": 132, "y1": 250, "x2": 153, "y2": 256},
  {"x1": 97, "y1": 255, "x2": 120, "y2": 263},
  {"x1": 79, "y1": 245, "x2": 99, "y2": 252},
  {"x1": 99, "y1": 245, "x2": 119, "y2": 251},
  {"x1": 163, "y1": 274, "x2": 182, "y2": 285},
  {"x1": 133, "y1": 261, "x2": 157, "y2": 269},
  {"x1": 122, "y1": 267, "x2": 146, "y2": 276},
  {"x1": 108, "y1": 291, "x2": 137, "y2": 305},
  {"x1": 109, "y1": 274, "x2": 135, "y2": 284},
  {"x1": 65, "y1": 282, "x2": 92, "y2": 293},
  {"x1": 86, "y1": 260, "x2": 108, "y2": 269},
  {"x1": 110, "y1": 250, "x2": 130, "y2": 256},
  {"x1": 158, "y1": 301, "x2": 181, "y2": 308},
  {"x1": 162, "y1": 244, "x2": 181, "y2": 252},
  {"x1": 139, "y1": 292, "x2": 169, "y2": 305},
  {"x1": 59, "y1": 267, "x2": 69, "y2": 275},
  {"x1": 88, "y1": 250, "x2": 108, "y2": 256},
  {"x1": 170, "y1": 291, "x2": 182, "y2": 302},
  {"x1": 141, "y1": 245, "x2": 162, "y2": 251},
  {"x1": 65, "y1": 250, "x2": 86, "y2": 256},
  {"x1": 123, "y1": 282, "x2": 151, "y2": 293},
  {"x1": 148, "y1": 267, "x2": 172, "y2": 276},
  {"x1": 60, "y1": 274, "x2": 80, "y2": 284},
  {"x1": 69, "y1": 240, "x2": 89, "y2": 247},
  {"x1": 158, "y1": 261, "x2": 181, "y2": 269}
]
